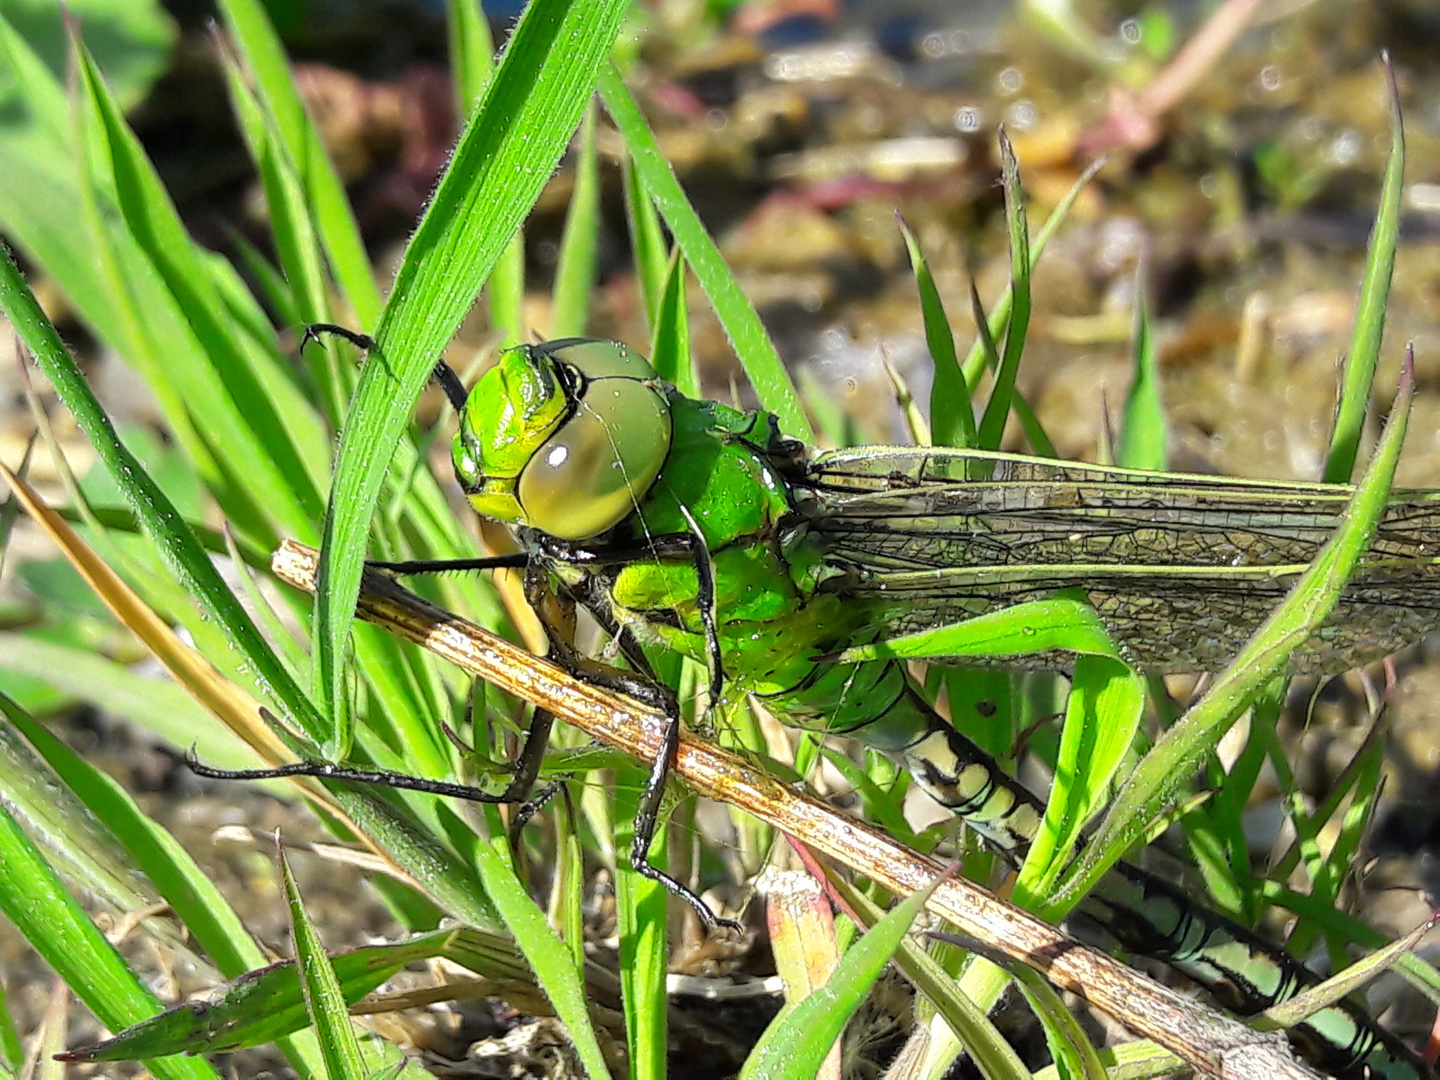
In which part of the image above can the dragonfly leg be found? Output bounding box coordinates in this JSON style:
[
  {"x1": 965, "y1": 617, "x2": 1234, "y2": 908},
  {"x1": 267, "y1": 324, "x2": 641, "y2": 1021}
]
[
  {"x1": 527, "y1": 566, "x2": 742, "y2": 934},
  {"x1": 300, "y1": 323, "x2": 468, "y2": 410},
  {"x1": 507, "y1": 772, "x2": 565, "y2": 838},
  {"x1": 630, "y1": 704, "x2": 743, "y2": 934},
  {"x1": 185, "y1": 705, "x2": 556, "y2": 805}
]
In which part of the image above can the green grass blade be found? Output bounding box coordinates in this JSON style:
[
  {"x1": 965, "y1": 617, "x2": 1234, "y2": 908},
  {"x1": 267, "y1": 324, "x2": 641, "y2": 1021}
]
[
  {"x1": 0, "y1": 793, "x2": 218, "y2": 1079},
  {"x1": 477, "y1": 836, "x2": 615, "y2": 1079},
  {"x1": 316, "y1": 0, "x2": 628, "y2": 738},
  {"x1": 831, "y1": 877, "x2": 1032, "y2": 1080},
  {"x1": 489, "y1": 237, "x2": 527, "y2": 350},
  {"x1": 448, "y1": 0, "x2": 496, "y2": 104},
  {"x1": 960, "y1": 159, "x2": 1104, "y2": 389},
  {"x1": 900, "y1": 214, "x2": 976, "y2": 448},
  {"x1": 220, "y1": 43, "x2": 346, "y2": 423},
  {"x1": 552, "y1": 104, "x2": 601, "y2": 338},
  {"x1": 61, "y1": 942, "x2": 428, "y2": 1060},
  {"x1": 614, "y1": 786, "x2": 670, "y2": 1080},
  {"x1": 835, "y1": 595, "x2": 1129, "y2": 664},
  {"x1": 977, "y1": 130, "x2": 1032, "y2": 451},
  {"x1": 0, "y1": 633, "x2": 256, "y2": 768},
  {"x1": 1116, "y1": 267, "x2": 1167, "y2": 471},
  {"x1": 650, "y1": 250, "x2": 698, "y2": 397},
  {"x1": 598, "y1": 64, "x2": 812, "y2": 440},
  {"x1": 1014, "y1": 655, "x2": 1145, "y2": 906},
  {"x1": 450, "y1": 0, "x2": 531, "y2": 348},
  {"x1": 624, "y1": 149, "x2": 671, "y2": 333},
  {"x1": 281, "y1": 845, "x2": 367, "y2": 1080},
  {"x1": 741, "y1": 874, "x2": 940, "y2": 1079},
  {"x1": 452, "y1": 0, "x2": 530, "y2": 348},
  {"x1": 1324, "y1": 58, "x2": 1403, "y2": 483},
  {"x1": 218, "y1": 0, "x2": 382, "y2": 325}
]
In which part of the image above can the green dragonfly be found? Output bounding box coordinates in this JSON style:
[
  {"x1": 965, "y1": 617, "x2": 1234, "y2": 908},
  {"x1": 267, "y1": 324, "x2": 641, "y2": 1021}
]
[{"x1": 267, "y1": 331, "x2": 1438, "y2": 1078}]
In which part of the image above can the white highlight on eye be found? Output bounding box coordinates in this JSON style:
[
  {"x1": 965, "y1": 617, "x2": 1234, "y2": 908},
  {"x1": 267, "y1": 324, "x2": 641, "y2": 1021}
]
[{"x1": 546, "y1": 445, "x2": 569, "y2": 468}]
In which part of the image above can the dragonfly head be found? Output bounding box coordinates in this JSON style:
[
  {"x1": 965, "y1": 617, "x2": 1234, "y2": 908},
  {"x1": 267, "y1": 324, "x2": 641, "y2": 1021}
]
[{"x1": 453, "y1": 338, "x2": 674, "y2": 542}]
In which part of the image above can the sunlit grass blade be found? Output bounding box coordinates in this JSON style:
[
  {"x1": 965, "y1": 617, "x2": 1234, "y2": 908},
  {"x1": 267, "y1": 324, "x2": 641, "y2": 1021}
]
[
  {"x1": 280, "y1": 844, "x2": 369, "y2": 1080},
  {"x1": 625, "y1": 149, "x2": 671, "y2": 333},
  {"x1": 741, "y1": 874, "x2": 941, "y2": 1079},
  {"x1": 0, "y1": 795, "x2": 219, "y2": 1080},
  {"x1": 1324, "y1": 55, "x2": 1403, "y2": 483},
  {"x1": 448, "y1": 0, "x2": 496, "y2": 105},
  {"x1": 1013, "y1": 654, "x2": 1144, "y2": 907},
  {"x1": 59, "y1": 940, "x2": 427, "y2": 1061},
  {"x1": 598, "y1": 64, "x2": 811, "y2": 440},
  {"x1": 1263, "y1": 913, "x2": 1440, "y2": 1031},
  {"x1": 0, "y1": 633, "x2": 251, "y2": 767},
  {"x1": 898, "y1": 213, "x2": 976, "y2": 449},
  {"x1": 0, "y1": 702, "x2": 201, "y2": 962},
  {"x1": 830, "y1": 876, "x2": 1034, "y2": 1080},
  {"x1": 217, "y1": 0, "x2": 381, "y2": 325},
  {"x1": 614, "y1": 783, "x2": 670, "y2": 1080},
  {"x1": 552, "y1": 104, "x2": 601, "y2": 338},
  {"x1": 62, "y1": 924, "x2": 608, "y2": 1064},
  {"x1": 651, "y1": 249, "x2": 699, "y2": 397},
  {"x1": 0, "y1": 15, "x2": 181, "y2": 372},
  {"x1": 977, "y1": 130, "x2": 1032, "y2": 451},
  {"x1": 835, "y1": 595, "x2": 1131, "y2": 665},
  {"x1": 473, "y1": 833, "x2": 615, "y2": 1080},
  {"x1": 219, "y1": 41, "x2": 347, "y2": 423},
  {"x1": 317, "y1": 0, "x2": 629, "y2": 745},
  {"x1": 447, "y1": 2, "x2": 525, "y2": 349},
  {"x1": 1116, "y1": 264, "x2": 1167, "y2": 471},
  {"x1": 960, "y1": 158, "x2": 1104, "y2": 390},
  {"x1": 1183, "y1": 689, "x2": 1278, "y2": 923}
]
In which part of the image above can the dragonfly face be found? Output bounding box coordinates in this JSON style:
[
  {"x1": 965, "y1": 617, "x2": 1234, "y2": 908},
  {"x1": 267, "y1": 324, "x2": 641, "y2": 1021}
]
[{"x1": 453, "y1": 338, "x2": 674, "y2": 541}]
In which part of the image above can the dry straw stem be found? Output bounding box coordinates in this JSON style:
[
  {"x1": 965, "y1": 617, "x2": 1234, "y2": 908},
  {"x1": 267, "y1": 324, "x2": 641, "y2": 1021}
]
[{"x1": 273, "y1": 539, "x2": 1320, "y2": 1080}]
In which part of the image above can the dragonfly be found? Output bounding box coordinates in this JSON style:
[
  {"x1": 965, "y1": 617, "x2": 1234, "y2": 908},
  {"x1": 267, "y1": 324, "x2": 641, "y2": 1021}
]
[{"x1": 252, "y1": 331, "x2": 1439, "y2": 1078}]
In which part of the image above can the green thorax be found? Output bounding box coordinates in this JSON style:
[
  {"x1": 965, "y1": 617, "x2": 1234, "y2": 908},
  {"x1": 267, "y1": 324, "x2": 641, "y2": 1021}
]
[{"x1": 587, "y1": 391, "x2": 866, "y2": 699}]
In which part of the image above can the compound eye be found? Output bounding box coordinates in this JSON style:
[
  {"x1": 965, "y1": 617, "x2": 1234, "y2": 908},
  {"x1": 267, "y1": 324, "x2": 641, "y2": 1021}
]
[
  {"x1": 517, "y1": 373, "x2": 672, "y2": 541},
  {"x1": 536, "y1": 338, "x2": 657, "y2": 380}
]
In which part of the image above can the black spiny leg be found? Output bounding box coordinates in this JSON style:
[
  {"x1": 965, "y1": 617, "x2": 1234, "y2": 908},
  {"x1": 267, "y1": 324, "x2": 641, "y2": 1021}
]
[
  {"x1": 184, "y1": 706, "x2": 553, "y2": 807},
  {"x1": 617, "y1": 518, "x2": 737, "y2": 933},
  {"x1": 525, "y1": 563, "x2": 740, "y2": 933},
  {"x1": 300, "y1": 323, "x2": 469, "y2": 412}
]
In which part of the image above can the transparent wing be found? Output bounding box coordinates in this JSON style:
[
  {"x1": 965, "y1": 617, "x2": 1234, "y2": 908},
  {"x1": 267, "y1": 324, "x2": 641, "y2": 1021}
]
[{"x1": 798, "y1": 446, "x2": 1440, "y2": 672}]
